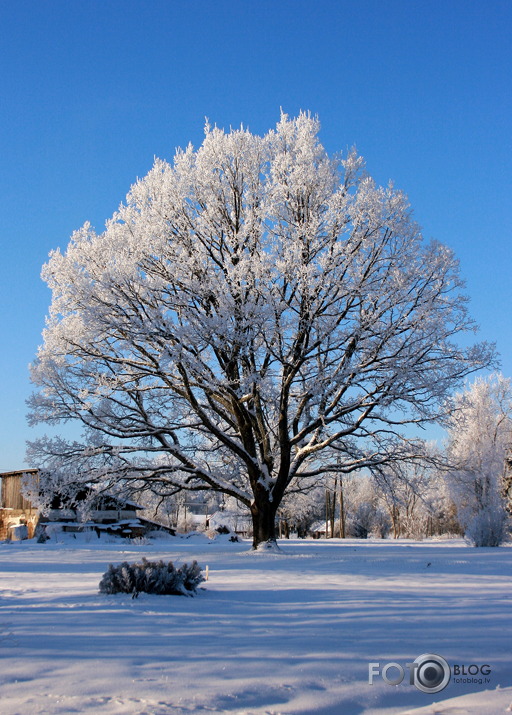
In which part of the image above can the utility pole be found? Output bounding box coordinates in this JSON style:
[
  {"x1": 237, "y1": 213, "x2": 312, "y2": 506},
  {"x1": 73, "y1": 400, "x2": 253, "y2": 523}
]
[
  {"x1": 325, "y1": 489, "x2": 330, "y2": 538},
  {"x1": 331, "y1": 476, "x2": 337, "y2": 538},
  {"x1": 339, "y1": 475, "x2": 346, "y2": 538}
]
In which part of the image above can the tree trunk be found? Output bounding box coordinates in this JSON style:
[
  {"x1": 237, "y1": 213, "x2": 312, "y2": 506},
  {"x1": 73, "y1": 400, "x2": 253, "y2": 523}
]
[
  {"x1": 339, "y1": 476, "x2": 346, "y2": 538},
  {"x1": 330, "y1": 478, "x2": 337, "y2": 538},
  {"x1": 251, "y1": 499, "x2": 278, "y2": 549},
  {"x1": 392, "y1": 504, "x2": 400, "y2": 539}
]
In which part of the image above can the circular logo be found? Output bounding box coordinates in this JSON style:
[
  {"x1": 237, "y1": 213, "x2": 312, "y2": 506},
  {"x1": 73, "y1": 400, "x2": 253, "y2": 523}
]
[{"x1": 413, "y1": 654, "x2": 451, "y2": 693}]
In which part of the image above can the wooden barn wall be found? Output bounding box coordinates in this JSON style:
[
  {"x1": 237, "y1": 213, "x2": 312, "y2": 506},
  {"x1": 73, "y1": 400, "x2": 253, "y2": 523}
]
[
  {"x1": 0, "y1": 509, "x2": 39, "y2": 539},
  {"x1": 0, "y1": 475, "x2": 35, "y2": 511},
  {"x1": 0, "y1": 511, "x2": 8, "y2": 540}
]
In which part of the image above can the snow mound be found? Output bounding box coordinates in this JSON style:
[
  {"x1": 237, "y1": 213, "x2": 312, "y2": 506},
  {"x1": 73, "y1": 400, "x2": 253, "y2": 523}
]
[{"x1": 398, "y1": 686, "x2": 512, "y2": 714}]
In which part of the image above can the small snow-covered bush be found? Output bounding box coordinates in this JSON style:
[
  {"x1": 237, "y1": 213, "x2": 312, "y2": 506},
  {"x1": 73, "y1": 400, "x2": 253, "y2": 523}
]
[
  {"x1": 374, "y1": 512, "x2": 392, "y2": 539},
  {"x1": 464, "y1": 505, "x2": 509, "y2": 547},
  {"x1": 348, "y1": 503, "x2": 375, "y2": 539},
  {"x1": 99, "y1": 558, "x2": 204, "y2": 596}
]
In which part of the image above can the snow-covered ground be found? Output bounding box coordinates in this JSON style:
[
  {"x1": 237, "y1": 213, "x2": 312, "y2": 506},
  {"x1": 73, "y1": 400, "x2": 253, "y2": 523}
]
[{"x1": 0, "y1": 534, "x2": 511, "y2": 715}]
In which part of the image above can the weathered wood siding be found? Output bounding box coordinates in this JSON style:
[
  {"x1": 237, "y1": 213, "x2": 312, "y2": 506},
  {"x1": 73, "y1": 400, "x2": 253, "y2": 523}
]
[
  {"x1": 0, "y1": 471, "x2": 39, "y2": 539},
  {"x1": 0, "y1": 474, "x2": 35, "y2": 511},
  {"x1": 0, "y1": 509, "x2": 38, "y2": 539},
  {"x1": 0, "y1": 510, "x2": 8, "y2": 540}
]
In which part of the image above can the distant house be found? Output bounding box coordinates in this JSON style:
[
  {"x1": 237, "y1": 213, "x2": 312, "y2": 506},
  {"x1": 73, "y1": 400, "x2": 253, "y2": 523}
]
[
  {"x1": 0, "y1": 470, "x2": 174, "y2": 540},
  {"x1": 208, "y1": 509, "x2": 252, "y2": 537},
  {"x1": 308, "y1": 520, "x2": 328, "y2": 539}
]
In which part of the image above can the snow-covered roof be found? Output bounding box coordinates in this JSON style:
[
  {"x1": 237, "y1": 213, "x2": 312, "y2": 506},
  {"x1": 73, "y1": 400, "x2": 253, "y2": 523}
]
[
  {"x1": 309, "y1": 520, "x2": 327, "y2": 532},
  {"x1": 208, "y1": 510, "x2": 252, "y2": 531}
]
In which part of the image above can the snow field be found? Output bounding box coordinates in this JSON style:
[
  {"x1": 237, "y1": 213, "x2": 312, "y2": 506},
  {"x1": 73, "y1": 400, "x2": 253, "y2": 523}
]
[{"x1": 0, "y1": 535, "x2": 511, "y2": 714}]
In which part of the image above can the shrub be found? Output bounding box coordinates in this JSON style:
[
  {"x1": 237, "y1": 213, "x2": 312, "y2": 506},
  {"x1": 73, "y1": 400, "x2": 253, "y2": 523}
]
[
  {"x1": 347, "y1": 503, "x2": 375, "y2": 539},
  {"x1": 464, "y1": 505, "x2": 510, "y2": 547},
  {"x1": 371, "y1": 508, "x2": 392, "y2": 539},
  {"x1": 99, "y1": 558, "x2": 204, "y2": 597}
]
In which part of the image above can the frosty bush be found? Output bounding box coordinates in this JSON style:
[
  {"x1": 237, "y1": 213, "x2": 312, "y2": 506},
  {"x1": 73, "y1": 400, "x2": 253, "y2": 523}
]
[
  {"x1": 99, "y1": 558, "x2": 204, "y2": 596},
  {"x1": 464, "y1": 505, "x2": 510, "y2": 547},
  {"x1": 348, "y1": 503, "x2": 375, "y2": 539},
  {"x1": 371, "y1": 508, "x2": 392, "y2": 539}
]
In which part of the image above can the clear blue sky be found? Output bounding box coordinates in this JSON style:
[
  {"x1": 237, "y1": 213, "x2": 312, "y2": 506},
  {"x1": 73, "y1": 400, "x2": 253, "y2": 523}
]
[{"x1": 1, "y1": 0, "x2": 510, "y2": 471}]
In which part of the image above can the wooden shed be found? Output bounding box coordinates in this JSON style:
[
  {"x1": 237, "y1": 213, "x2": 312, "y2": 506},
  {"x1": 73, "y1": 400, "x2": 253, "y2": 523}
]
[
  {"x1": 0, "y1": 469, "x2": 40, "y2": 539},
  {"x1": 0, "y1": 469, "x2": 175, "y2": 540}
]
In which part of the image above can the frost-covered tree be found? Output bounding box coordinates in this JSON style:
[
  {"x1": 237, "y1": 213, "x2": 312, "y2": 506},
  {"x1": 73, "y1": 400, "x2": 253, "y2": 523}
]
[
  {"x1": 28, "y1": 112, "x2": 493, "y2": 548},
  {"x1": 278, "y1": 478, "x2": 325, "y2": 537},
  {"x1": 373, "y1": 448, "x2": 450, "y2": 539},
  {"x1": 446, "y1": 373, "x2": 511, "y2": 546},
  {"x1": 338, "y1": 473, "x2": 387, "y2": 538}
]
